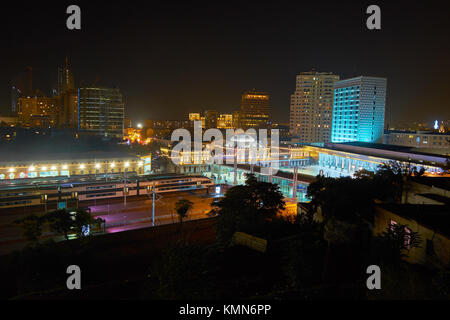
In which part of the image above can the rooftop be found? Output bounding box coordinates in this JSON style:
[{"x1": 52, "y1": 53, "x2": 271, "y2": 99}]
[
  {"x1": 377, "y1": 203, "x2": 450, "y2": 238},
  {"x1": 411, "y1": 176, "x2": 450, "y2": 191},
  {"x1": 322, "y1": 142, "x2": 449, "y2": 167},
  {"x1": 0, "y1": 151, "x2": 142, "y2": 165},
  {"x1": 417, "y1": 193, "x2": 450, "y2": 205}
]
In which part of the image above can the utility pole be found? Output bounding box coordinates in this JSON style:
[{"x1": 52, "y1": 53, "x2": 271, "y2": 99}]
[
  {"x1": 152, "y1": 181, "x2": 156, "y2": 226},
  {"x1": 233, "y1": 147, "x2": 237, "y2": 185},
  {"x1": 293, "y1": 166, "x2": 298, "y2": 201},
  {"x1": 269, "y1": 166, "x2": 272, "y2": 184},
  {"x1": 123, "y1": 171, "x2": 127, "y2": 206}
]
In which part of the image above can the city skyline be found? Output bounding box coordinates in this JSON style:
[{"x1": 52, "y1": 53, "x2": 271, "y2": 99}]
[
  {"x1": 1, "y1": 2, "x2": 449, "y2": 126},
  {"x1": 0, "y1": 2, "x2": 449, "y2": 302}
]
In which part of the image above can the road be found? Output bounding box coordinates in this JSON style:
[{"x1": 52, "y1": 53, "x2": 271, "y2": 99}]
[
  {"x1": 91, "y1": 191, "x2": 219, "y2": 232},
  {"x1": 0, "y1": 190, "x2": 221, "y2": 255}
]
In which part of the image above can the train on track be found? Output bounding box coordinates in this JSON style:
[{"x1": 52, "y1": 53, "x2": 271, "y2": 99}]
[{"x1": 0, "y1": 174, "x2": 214, "y2": 209}]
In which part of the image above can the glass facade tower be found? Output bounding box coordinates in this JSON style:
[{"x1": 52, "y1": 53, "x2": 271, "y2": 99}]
[
  {"x1": 331, "y1": 76, "x2": 387, "y2": 143},
  {"x1": 78, "y1": 88, "x2": 124, "y2": 139}
]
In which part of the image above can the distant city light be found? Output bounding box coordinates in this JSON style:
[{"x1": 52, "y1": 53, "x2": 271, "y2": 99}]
[
  {"x1": 138, "y1": 161, "x2": 143, "y2": 167},
  {"x1": 79, "y1": 164, "x2": 85, "y2": 169},
  {"x1": 124, "y1": 162, "x2": 130, "y2": 167},
  {"x1": 110, "y1": 163, "x2": 115, "y2": 168},
  {"x1": 51, "y1": 166, "x2": 56, "y2": 170},
  {"x1": 28, "y1": 166, "x2": 35, "y2": 171},
  {"x1": 137, "y1": 123, "x2": 143, "y2": 129},
  {"x1": 62, "y1": 165, "x2": 68, "y2": 170},
  {"x1": 41, "y1": 166, "x2": 47, "y2": 171},
  {"x1": 95, "y1": 163, "x2": 100, "y2": 169},
  {"x1": 8, "y1": 168, "x2": 15, "y2": 173},
  {"x1": 434, "y1": 120, "x2": 439, "y2": 130}
]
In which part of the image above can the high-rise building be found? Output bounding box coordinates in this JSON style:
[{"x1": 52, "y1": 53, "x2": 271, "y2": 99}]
[
  {"x1": 55, "y1": 57, "x2": 75, "y2": 96},
  {"x1": 217, "y1": 114, "x2": 234, "y2": 129},
  {"x1": 331, "y1": 76, "x2": 387, "y2": 143},
  {"x1": 188, "y1": 113, "x2": 201, "y2": 121},
  {"x1": 78, "y1": 88, "x2": 124, "y2": 138},
  {"x1": 240, "y1": 90, "x2": 270, "y2": 129},
  {"x1": 232, "y1": 110, "x2": 241, "y2": 129},
  {"x1": 289, "y1": 71, "x2": 339, "y2": 144},
  {"x1": 57, "y1": 89, "x2": 78, "y2": 129},
  {"x1": 17, "y1": 96, "x2": 59, "y2": 128},
  {"x1": 204, "y1": 110, "x2": 219, "y2": 129},
  {"x1": 124, "y1": 118, "x2": 132, "y2": 129},
  {"x1": 11, "y1": 67, "x2": 33, "y2": 114}
]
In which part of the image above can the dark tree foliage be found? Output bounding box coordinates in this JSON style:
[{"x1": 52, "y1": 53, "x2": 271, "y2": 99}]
[
  {"x1": 371, "y1": 223, "x2": 422, "y2": 266},
  {"x1": 305, "y1": 162, "x2": 426, "y2": 287},
  {"x1": 14, "y1": 214, "x2": 45, "y2": 244},
  {"x1": 15, "y1": 209, "x2": 104, "y2": 242},
  {"x1": 373, "y1": 160, "x2": 426, "y2": 202},
  {"x1": 307, "y1": 160, "x2": 428, "y2": 225},
  {"x1": 175, "y1": 199, "x2": 194, "y2": 223},
  {"x1": 443, "y1": 157, "x2": 450, "y2": 174},
  {"x1": 71, "y1": 209, "x2": 104, "y2": 239},
  {"x1": 306, "y1": 175, "x2": 375, "y2": 224},
  {"x1": 142, "y1": 245, "x2": 214, "y2": 300},
  {"x1": 212, "y1": 173, "x2": 285, "y2": 244},
  {"x1": 44, "y1": 209, "x2": 74, "y2": 240}
]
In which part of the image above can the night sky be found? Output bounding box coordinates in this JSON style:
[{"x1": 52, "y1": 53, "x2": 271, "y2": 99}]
[{"x1": 1, "y1": 0, "x2": 449, "y2": 126}]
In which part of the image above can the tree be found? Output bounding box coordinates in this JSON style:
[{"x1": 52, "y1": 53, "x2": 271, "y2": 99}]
[
  {"x1": 306, "y1": 176, "x2": 375, "y2": 224},
  {"x1": 72, "y1": 209, "x2": 104, "y2": 238},
  {"x1": 142, "y1": 245, "x2": 213, "y2": 299},
  {"x1": 175, "y1": 199, "x2": 193, "y2": 223},
  {"x1": 443, "y1": 156, "x2": 450, "y2": 174},
  {"x1": 372, "y1": 223, "x2": 422, "y2": 266},
  {"x1": 14, "y1": 214, "x2": 44, "y2": 244},
  {"x1": 44, "y1": 209, "x2": 73, "y2": 240},
  {"x1": 43, "y1": 208, "x2": 103, "y2": 240},
  {"x1": 353, "y1": 168, "x2": 375, "y2": 180},
  {"x1": 306, "y1": 176, "x2": 375, "y2": 284},
  {"x1": 212, "y1": 173, "x2": 285, "y2": 244},
  {"x1": 374, "y1": 160, "x2": 426, "y2": 203}
]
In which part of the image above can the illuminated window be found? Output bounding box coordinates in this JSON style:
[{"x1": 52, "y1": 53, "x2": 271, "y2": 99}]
[{"x1": 28, "y1": 172, "x2": 37, "y2": 178}]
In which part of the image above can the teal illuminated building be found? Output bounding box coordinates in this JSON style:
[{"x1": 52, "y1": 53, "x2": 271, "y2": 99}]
[{"x1": 331, "y1": 76, "x2": 387, "y2": 143}]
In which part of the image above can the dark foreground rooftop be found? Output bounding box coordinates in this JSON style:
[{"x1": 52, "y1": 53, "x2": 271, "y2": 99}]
[{"x1": 377, "y1": 203, "x2": 450, "y2": 237}]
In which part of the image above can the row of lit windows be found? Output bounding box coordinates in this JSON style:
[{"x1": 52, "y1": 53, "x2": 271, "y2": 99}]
[{"x1": 1, "y1": 160, "x2": 144, "y2": 173}]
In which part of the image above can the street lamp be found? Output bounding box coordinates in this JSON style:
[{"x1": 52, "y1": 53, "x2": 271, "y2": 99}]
[
  {"x1": 41, "y1": 194, "x2": 48, "y2": 213},
  {"x1": 123, "y1": 166, "x2": 128, "y2": 206},
  {"x1": 71, "y1": 191, "x2": 78, "y2": 209}
]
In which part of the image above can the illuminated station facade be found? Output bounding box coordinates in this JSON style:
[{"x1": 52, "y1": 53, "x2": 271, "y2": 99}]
[{"x1": 0, "y1": 152, "x2": 151, "y2": 180}]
